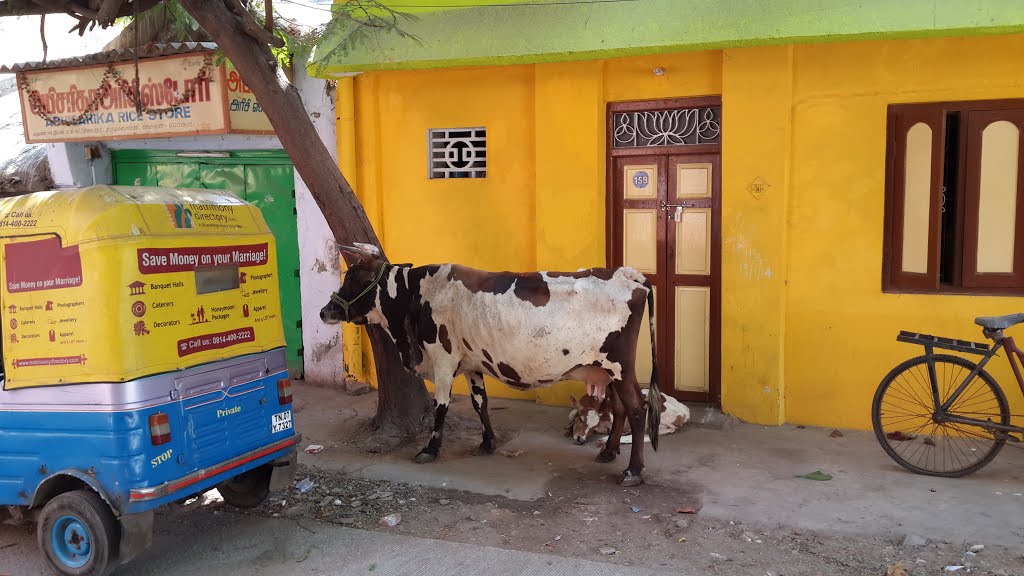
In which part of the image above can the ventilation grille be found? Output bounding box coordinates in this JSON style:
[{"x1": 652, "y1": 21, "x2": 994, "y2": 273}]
[{"x1": 429, "y1": 127, "x2": 486, "y2": 179}]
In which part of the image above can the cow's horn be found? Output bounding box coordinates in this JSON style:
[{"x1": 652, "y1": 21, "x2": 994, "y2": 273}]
[{"x1": 352, "y1": 242, "x2": 381, "y2": 257}]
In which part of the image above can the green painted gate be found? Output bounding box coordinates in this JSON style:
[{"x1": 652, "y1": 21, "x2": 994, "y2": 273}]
[{"x1": 111, "y1": 149, "x2": 303, "y2": 377}]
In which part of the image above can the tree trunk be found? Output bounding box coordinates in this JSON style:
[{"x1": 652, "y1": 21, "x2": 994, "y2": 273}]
[{"x1": 179, "y1": 0, "x2": 431, "y2": 450}]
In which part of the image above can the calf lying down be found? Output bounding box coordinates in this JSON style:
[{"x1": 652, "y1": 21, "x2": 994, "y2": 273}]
[{"x1": 568, "y1": 389, "x2": 690, "y2": 445}]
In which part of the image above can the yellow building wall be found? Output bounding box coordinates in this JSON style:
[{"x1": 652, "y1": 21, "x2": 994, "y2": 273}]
[
  {"x1": 783, "y1": 34, "x2": 1024, "y2": 429},
  {"x1": 719, "y1": 46, "x2": 794, "y2": 425},
  {"x1": 343, "y1": 34, "x2": 1024, "y2": 428},
  {"x1": 348, "y1": 51, "x2": 721, "y2": 403}
]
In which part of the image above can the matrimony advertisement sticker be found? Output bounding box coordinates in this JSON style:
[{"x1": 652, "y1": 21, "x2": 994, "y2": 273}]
[{"x1": 2, "y1": 235, "x2": 284, "y2": 389}]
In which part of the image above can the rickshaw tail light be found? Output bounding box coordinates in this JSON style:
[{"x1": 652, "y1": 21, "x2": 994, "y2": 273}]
[
  {"x1": 278, "y1": 379, "x2": 293, "y2": 405},
  {"x1": 149, "y1": 412, "x2": 171, "y2": 446}
]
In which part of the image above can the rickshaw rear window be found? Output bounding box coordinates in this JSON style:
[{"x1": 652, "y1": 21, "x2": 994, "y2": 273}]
[{"x1": 195, "y1": 264, "x2": 240, "y2": 295}]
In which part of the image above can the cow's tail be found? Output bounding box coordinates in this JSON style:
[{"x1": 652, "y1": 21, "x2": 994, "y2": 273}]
[{"x1": 643, "y1": 278, "x2": 661, "y2": 451}]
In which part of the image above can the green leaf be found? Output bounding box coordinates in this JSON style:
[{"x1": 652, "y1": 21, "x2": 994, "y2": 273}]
[{"x1": 796, "y1": 470, "x2": 832, "y2": 481}]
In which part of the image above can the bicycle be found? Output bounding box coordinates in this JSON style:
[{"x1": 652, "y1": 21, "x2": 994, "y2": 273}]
[{"x1": 872, "y1": 314, "x2": 1024, "y2": 477}]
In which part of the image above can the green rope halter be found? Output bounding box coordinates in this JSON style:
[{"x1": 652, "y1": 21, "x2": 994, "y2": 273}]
[{"x1": 330, "y1": 263, "x2": 388, "y2": 322}]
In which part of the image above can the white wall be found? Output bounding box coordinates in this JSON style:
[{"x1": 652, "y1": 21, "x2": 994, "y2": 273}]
[
  {"x1": 47, "y1": 142, "x2": 111, "y2": 188},
  {"x1": 293, "y1": 65, "x2": 345, "y2": 386}
]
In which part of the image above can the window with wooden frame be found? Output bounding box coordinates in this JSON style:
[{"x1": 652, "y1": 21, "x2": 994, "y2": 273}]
[{"x1": 884, "y1": 100, "x2": 1024, "y2": 295}]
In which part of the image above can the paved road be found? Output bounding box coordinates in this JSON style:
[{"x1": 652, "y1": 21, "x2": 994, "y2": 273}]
[{"x1": 1, "y1": 508, "x2": 674, "y2": 576}]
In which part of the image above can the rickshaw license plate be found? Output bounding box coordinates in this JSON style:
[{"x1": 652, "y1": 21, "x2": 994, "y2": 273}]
[{"x1": 271, "y1": 410, "x2": 293, "y2": 433}]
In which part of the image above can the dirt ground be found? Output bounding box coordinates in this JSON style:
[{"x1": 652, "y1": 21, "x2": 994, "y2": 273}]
[{"x1": 223, "y1": 383, "x2": 1024, "y2": 575}]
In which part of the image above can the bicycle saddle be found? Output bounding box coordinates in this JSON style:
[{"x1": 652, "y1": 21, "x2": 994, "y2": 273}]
[{"x1": 974, "y1": 313, "x2": 1024, "y2": 330}]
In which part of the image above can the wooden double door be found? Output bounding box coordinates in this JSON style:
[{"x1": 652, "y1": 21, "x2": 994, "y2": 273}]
[{"x1": 608, "y1": 98, "x2": 722, "y2": 404}]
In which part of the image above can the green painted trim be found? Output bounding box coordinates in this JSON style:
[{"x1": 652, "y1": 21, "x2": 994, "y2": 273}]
[
  {"x1": 110, "y1": 149, "x2": 292, "y2": 165},
  {"x1": 311, "y1": 0, "x2": 1024, "y2": 75}
]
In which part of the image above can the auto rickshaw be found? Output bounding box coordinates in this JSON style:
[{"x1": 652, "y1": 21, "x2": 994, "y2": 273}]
[{"x1": 0, "y1": 185, "x2": 299, "y2": 575}]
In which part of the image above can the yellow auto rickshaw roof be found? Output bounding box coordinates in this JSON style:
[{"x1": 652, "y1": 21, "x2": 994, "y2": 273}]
[{"x1": 0, "y1": 185, "x2": 270, "y2": 245}]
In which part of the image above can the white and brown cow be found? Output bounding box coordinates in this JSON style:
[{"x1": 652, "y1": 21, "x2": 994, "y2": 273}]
[
  {"x1": 568, "y1": 388, "x2": 691, "y2": 445},
  {"x1": 320, "y1": 243, "x2": 662, "y2": 486}
]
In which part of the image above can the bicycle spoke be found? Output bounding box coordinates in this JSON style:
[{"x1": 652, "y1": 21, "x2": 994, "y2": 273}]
[
  {"x1": 901, "y1": 426, "x2": 934, "y2": 465},
  {"x1": 894, "y1": 368, "x2": 929, "y2": 411},
  {"x1": 945, "y1": 421, "x2": 999, "y2": 443},
  {"x1": 890, "y1": 379, "x2": 932, "y2": 411},
  {"x1": 950, "y1": 378, "x2": 990, "y2": 412},
  {"x1": 947, "y1": 428, "x2": 989, "y2": 470},
  {"x1": 942, "y1": 364, "x2": 959, "y2": 406},
  {"x1": 879, "y1": 402, "x2": 931, "y2": 419},
  {"x1": 944, "y1": 428, "x2": 969, "y2": 471},
  {"x1": 952, "y1": 388, "x2": 997, "y2": 409},
  {"x1": 908, "y1": 365, "x2": 938, "y2": 410},
  {"x1": 880, "y1": 414, "x2": 932, "y2": 430},
  {"x1": 888, "y1": 375, "x2": 929, "y2": 405},
  {"x1": 874, "y1": 355, "x2": 1009, "y2": 477},
  {"x1": 891, "y1": 419, "x2": 934, "y2": 457}
]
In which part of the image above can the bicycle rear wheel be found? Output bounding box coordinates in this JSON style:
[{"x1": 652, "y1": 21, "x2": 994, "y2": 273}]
[{"x1": 872, "y1": 354, "x2": 1010, "y2": 477}]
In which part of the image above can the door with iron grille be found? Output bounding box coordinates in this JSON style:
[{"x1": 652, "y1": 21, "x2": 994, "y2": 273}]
[{"x1": 607, "y1": 98, "x2": 722, "y2": 404}]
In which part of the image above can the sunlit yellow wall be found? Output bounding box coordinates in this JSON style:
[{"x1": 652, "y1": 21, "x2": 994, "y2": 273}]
[
  {"x1": 343, "y1": 34, "x2": 1024, "y2": 427},
  {"x1": 719, "y1": 46, "x2": 793, "y2": 425},
  {"x1": 783, "y1": 34, "x2": 1024, "y2": 428},
  {"x1": 347, "y1": 51, "x2": 721, "y2": 403}
]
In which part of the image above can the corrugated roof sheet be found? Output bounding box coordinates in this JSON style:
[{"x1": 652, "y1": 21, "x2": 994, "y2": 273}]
[{"x1": 0, "y1": 42, "x2": 217, "y2": 74}]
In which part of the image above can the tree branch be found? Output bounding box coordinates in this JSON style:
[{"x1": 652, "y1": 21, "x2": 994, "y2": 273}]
[
  {"x1": 177, "y1": 0, "x2": 430, "y2": 446},
  {"x1": 0, "y1": 0, "x2": 50, "y2": 16},
  {"x1": 226, "y1": 0, "x2": 284, "y2": 48},
  {"x1": 0, "y1": 0, "x2": 160, "y2": 20},
  {"x1": 179, "y1": 0, "x2": 374, "y2": 245},
  {"x1": 95, "y1": 0, "x2": 124, "y2": 25},
  {"x1": 39, "y1": 13, "x2": 47, "y2": 61}
]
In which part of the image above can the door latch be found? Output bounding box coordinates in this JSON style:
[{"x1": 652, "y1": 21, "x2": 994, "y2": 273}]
[{"x1": 661, "y1": 201, "x2": 695, "y2": 222}]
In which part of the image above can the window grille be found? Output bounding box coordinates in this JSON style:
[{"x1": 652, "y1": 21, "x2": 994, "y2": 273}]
[{"x1": 612, "y1": 107, "x2": 721, "y2": 148}]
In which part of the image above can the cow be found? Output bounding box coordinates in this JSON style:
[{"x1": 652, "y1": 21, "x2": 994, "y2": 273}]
[
  {"x1": 319, "y1": 243, "x2": 662, "y2": 486},
  {"x1": 567, "y1": 388, "x2": 690, "y2": 446}
]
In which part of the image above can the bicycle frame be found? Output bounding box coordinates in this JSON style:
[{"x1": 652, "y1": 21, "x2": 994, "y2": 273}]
[{"x1": 926, "y1": 331, "x2": 1024, "y2": 435}]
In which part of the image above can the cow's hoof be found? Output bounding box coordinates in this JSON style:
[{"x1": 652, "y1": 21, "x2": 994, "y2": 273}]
[
  {"x1": 595, "y1": 449, "x2": 618, "y2": 463},
  {"x1": 619, "y1": 470, "x2": 644, "y2": 487},
  {"x1": 478, "y1": 438, "x2": 496, "y2": 455},
  {"x1": 414, "y1": 451, "x2": 438, "y2": 464}
]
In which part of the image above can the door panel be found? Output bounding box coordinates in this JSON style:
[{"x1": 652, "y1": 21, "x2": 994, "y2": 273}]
[
  {"x1": 675, "y1": 208, "x2": 711, "y2": 276},
  {"x1": 674, "y1": 286, "x2": 710, "y2": 393},
  {"x1": 665, "y1": 153, "x2": 720, "y2": 402},
  {"x1": 624, "y1": 164, "x2": 659, "y2": 199},
  {"x1": 622, "y1": 209, "x2": 660, "y2": 274},
  {"x1": 676, "y1": 162, "x2": 713, "y2": 199},
  {"x1": 613, "y1": 156, "x2": 667, "y2": 390},
  {"x1": 609, "y1": 123, "x2": 721, "y2": 404}
]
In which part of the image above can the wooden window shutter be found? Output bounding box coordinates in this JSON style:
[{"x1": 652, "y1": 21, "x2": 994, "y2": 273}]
[
  {"x1": 887, "y1": 108, "x2": 943, "y2": 291},
  {"x1": 962, "y1": 109, "x2": 1024, "y2": 289}
]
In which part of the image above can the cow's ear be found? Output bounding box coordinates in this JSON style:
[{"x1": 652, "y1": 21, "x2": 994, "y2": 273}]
[{"x1": 569, "y1": 395, "x2": 580, "y2": 410}]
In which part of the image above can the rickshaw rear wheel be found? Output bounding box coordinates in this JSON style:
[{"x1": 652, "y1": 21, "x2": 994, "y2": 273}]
[
  {"x1": 37, "y1": 490, "x2": 119, "y2": 576},
  {"x1": 217, "y1": 464, "x2": 272, "y2": 508}
]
